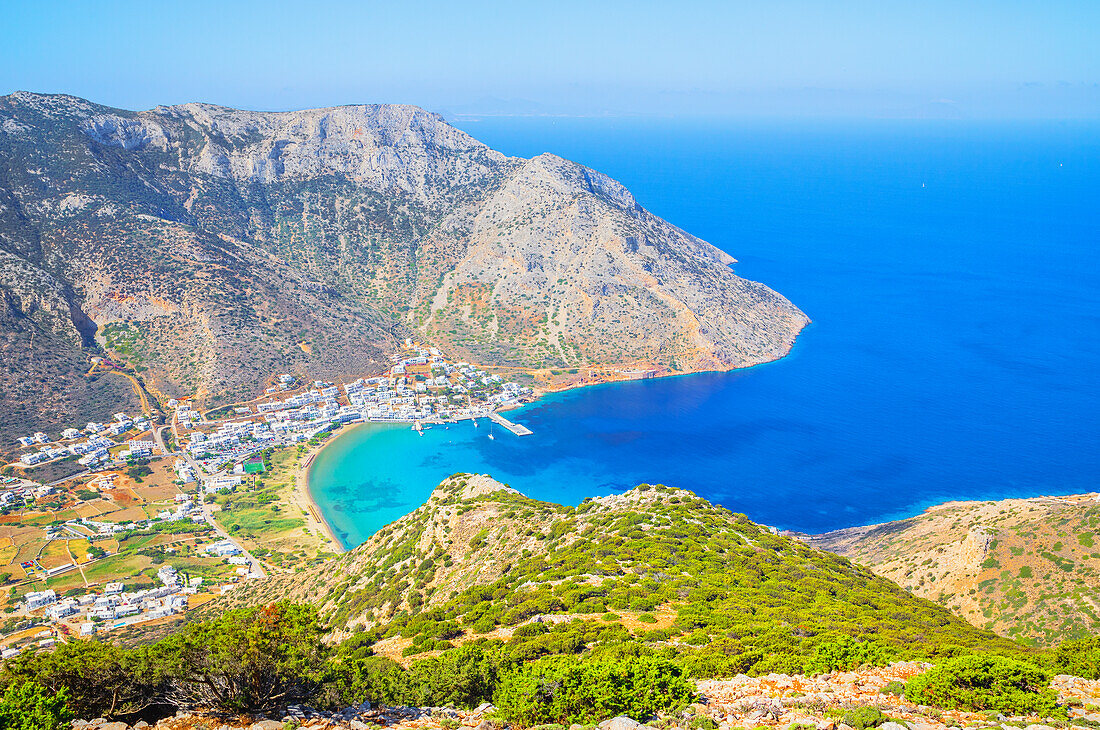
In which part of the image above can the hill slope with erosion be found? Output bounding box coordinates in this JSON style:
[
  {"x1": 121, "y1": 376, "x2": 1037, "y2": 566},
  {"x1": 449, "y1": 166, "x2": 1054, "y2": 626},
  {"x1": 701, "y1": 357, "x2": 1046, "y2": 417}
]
[
  {"x1": 0, "y1": 92, "x2": 807, "y2": 445},
  {"x1": 806, "y1": 493, "x2": 1100, "y2": 646},
  {"x1": 219, "y1": 474, "x2": 1024, "y2": 672}
]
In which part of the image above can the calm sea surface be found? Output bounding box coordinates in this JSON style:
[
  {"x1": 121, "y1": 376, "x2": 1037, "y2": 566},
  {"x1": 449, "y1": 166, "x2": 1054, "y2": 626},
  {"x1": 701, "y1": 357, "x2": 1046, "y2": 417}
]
[{"x1": 310, "y1": 118, "x2": 1100, "y2": 550}]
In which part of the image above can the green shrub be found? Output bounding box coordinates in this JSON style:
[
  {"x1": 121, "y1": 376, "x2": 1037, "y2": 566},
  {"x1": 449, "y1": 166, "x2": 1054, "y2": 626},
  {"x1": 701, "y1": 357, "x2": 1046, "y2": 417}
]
[
  {"x1": 676, "y1": 642, "x2": 760, "y2": 679},
  {"x1": 1, "y1": 639, "x2": 164, "y2": 719},
  {"x1": 689, "y1": 717, "x2": 718, "y2": 730},
  {"x1": 472, "y1": 617, "x2": 497, "y2": 634},
  {"x1": 494, "y1": 654, "x2": 694, "y2": 725},
  {"x1": 839, "y1": 706, "x2": 887, "y2": 730},
  {"x1": 0, "y1": 681, "x2": 74, "y2": 730},
  {"x1": 153, "y1": 602, "x2": 329, "y2": 714},
  {"x1": 904, "y1": 656, "x2": 1063, "y2": 717},
  {"x1": 514, "y1": 622, "x2": 550, "y2": 638},
  {"x1": 804, "y1": 635, "x2": 896, "y2": 674},
  {"x1": 329, "y1": 654, "x2": 414, "y2": 707},
  {"x1": 879, "y1": 680, "x2": 905, "y2": 697},
  {"x1": 409, "y1": 644, "x2": 502, "y2": 707},
  {"x1": 1050, "y1": 638, "x2": 1100, "y2": 680}
]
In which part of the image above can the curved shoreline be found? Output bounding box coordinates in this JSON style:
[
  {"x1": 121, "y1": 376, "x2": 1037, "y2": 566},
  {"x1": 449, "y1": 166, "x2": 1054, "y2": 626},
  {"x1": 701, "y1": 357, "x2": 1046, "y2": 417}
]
[
  {"x1": 296, "y1": 336, "x2": 819, "y2": 550},
  {"x1": 300, "y1": 346, "x2": 1092, "y2": 550},
  {"x1": 297, "y1": 438, "x2": 348, "y2": 553}
]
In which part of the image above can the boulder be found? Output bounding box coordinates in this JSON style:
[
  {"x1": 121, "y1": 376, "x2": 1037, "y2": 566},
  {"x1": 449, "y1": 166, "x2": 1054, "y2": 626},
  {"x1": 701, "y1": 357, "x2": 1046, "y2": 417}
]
[
  {"x1": 879, "y1": 722, "x2": 909, "y2": 730},
  {"x1": 250, "y1": 722, "x2": 284, "y2": 730},
  {"x1": 609, "y1": 717, "x2": 641, "y2": 730}
]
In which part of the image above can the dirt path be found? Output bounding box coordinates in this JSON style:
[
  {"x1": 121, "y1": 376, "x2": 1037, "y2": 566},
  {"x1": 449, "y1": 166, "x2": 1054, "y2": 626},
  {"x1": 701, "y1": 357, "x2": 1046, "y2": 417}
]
[
  {"x1": 88, "y1": 362, "x2": 154, "y2": 415},
  {"x1": 66, "y1": 542, "x2": 89, "y2": 587}
]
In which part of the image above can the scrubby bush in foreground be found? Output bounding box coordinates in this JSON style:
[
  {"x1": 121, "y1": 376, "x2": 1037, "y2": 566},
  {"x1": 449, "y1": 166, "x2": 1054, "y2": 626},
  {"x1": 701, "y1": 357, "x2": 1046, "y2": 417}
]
[
  {"x1": 1, "y1": 600, "x2": 1081, "y2": 724},
  {"x1": 494, "y1": 654, "x2": 694, "y2": 726},
  {"x1": 904, "y1": 655, "x2": 1063, "y2": 717},
  {"x1": 804, "y1": 635, "x2": 896, "y2": 674},
  {"x1": 2, "y1": 638, "x2": 165, "y2": 719},
  {"x1": 0, "y1": 681, "x2": 74, "y2": 730},
  {"x1": 154, "y1": 602, "x2": 329, "y2": 714},
  {"x1": 839, "y1": 706, "x2": 887, "y2": 730},
  {"x1": 1049, "y1": 637, "x2": 1100, "y2": 680}
]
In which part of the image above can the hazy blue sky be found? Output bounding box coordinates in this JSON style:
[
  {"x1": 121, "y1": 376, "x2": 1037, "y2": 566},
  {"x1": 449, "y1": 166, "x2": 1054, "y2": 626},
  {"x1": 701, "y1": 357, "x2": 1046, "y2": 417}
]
[{"x1": 3, "y1": 1, "x2": 1097, "y2": 117}]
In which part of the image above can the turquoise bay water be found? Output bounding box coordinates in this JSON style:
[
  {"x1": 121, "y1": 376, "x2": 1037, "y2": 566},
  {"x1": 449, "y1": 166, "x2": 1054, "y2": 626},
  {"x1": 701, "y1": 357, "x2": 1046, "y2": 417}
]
[{"x1": 310, "y1": 119, "x2": 1100, "y2": 550}]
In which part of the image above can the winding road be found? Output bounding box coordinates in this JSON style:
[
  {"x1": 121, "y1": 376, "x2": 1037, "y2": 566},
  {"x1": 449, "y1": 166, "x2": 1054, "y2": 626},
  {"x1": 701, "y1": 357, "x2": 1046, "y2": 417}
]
[{"x1": 155, "y1": 425, "x2": 267, "y2": 579}]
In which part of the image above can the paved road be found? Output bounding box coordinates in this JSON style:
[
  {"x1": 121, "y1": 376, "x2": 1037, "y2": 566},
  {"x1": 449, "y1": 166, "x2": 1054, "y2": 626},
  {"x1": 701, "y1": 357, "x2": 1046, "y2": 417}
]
[{"x1": 157, "y1": 425, "x2": 267, "y2": 579}]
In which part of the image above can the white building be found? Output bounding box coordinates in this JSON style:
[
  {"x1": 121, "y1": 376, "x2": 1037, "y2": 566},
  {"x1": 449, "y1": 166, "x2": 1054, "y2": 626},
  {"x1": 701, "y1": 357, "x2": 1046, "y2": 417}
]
[
  {"x1": 25, "y1": 590, "x2": 57, "y2": 610},
  {"x1": 206, "y1": 540, "x2": 243, "y2": 557},
  {"x1": 45, "y1": 603, "x2": 77, "y2": 620}
]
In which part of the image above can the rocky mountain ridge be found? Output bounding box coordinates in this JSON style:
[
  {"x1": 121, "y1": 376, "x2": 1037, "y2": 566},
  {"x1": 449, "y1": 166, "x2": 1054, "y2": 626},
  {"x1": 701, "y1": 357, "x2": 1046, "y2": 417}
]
[{"x1": 0, "y1": 92, "x2": 808, "y2": 445}]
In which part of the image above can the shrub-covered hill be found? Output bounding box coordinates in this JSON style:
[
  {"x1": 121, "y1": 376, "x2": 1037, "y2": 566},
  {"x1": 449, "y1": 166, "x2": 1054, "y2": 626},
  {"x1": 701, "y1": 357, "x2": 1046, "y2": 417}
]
[
  {"x1": 805, "y1": 493, "x2": 1100, "y2": 646},
  {"x1": 219, "y1": 474, "x2": 1028, "y2": 673}
]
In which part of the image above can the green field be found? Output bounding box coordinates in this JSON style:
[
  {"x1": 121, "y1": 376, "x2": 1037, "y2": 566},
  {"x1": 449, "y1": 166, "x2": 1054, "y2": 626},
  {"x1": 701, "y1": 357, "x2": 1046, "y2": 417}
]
[{"x1": 212, "y1": 446, "x2": 336, "y2": 569}]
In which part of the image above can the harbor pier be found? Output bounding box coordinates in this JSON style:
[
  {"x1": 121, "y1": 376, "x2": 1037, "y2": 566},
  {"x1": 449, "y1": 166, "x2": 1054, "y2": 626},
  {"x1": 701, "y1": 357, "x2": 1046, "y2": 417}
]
[{"x1": 488, "y1": 412, "x2": 533, "y2": 436}]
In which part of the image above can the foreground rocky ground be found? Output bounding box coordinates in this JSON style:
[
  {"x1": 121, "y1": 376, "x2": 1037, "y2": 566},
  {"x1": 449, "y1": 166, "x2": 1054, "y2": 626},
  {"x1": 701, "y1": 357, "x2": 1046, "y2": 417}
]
[{"x1": 69, "y1": 664, "x2": 1100, "y2": 730}]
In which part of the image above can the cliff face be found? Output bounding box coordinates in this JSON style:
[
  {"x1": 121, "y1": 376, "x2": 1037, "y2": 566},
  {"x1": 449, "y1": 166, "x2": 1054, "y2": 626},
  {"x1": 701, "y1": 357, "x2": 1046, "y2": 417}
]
[{"x1": 0, "y1": 92, "x2": 808, "y2": 443}]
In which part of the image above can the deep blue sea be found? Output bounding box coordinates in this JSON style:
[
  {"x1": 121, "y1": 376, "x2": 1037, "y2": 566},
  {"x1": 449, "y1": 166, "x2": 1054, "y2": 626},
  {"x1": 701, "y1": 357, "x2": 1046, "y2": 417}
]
[{"x1": 310, "y1": 118, "x2": 1100, "y2": 550}]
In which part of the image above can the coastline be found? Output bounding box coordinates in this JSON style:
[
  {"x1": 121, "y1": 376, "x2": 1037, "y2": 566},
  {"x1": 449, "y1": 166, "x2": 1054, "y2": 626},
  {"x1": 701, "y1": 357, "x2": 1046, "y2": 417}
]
[
  {"x1": 497, "y1": 332, "x2": 808, "y2": 402},
  {"x1": 301, "y1": 334, "x2": 1093, "y2": 550},
  {"x1": 293, "y1": 437, "x2": 347, "y2": 553},
  {"x1": 299, "y1": 341, "x2": 811, "y2": 548}
]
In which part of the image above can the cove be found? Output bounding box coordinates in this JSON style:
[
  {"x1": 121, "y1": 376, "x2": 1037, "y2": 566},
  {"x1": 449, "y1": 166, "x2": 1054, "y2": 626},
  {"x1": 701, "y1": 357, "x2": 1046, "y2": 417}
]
[{"x1": 309, "y1": 118, "x2": 1100, "y2": 551}]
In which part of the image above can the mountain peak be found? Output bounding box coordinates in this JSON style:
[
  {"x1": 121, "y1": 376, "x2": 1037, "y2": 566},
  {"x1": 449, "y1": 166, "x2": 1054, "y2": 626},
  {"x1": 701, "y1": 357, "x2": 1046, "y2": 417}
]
[{"x1": 0, "y1": 92, "x2": 806, "y2": 445}]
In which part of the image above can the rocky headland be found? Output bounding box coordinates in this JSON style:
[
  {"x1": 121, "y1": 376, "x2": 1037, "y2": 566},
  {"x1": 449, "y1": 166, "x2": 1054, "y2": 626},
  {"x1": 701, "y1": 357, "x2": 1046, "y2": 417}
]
[{"x1": 0, "y1": 92, "x2": 807, "y2": 446}]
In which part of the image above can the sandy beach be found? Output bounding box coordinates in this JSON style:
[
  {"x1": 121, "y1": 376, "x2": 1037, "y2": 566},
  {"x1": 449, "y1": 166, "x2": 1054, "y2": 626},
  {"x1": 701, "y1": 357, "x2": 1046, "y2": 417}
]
[{"x1": 292, "y1": 438, "x2": 347, "y2": 553}]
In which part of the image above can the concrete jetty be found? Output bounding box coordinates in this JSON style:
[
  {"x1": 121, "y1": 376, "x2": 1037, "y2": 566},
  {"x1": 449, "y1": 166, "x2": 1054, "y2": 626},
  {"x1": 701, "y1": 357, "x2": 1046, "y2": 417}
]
[{"x1": 488, "y1": 412, "x2": 533, "y2": 436}]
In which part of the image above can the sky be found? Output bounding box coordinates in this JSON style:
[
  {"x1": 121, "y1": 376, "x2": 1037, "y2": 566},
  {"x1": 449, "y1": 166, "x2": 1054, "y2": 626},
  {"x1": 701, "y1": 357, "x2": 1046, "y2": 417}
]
[{"x1": 3, "y1": 0, "x2": 1097, "y2": 118}]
